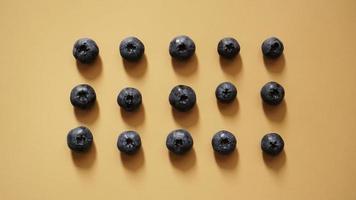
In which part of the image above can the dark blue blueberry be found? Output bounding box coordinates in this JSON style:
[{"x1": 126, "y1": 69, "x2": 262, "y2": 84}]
[
  {"x1": 261, "y1": 37, "x2": 284, "y2": 59},
  {"x1": 169, "y1": 85, "x2": 196, "y2": 112},
  {"x1": 72, "y1": 38, "x2": 99, "y2": 64},
  {"x1": 217, "y1": 37, "x2": 240, "y2": 59},
  {"x1": 169, "y1": 35, "x2": 196, "y2": 60},
  {"x1": 215, "y1": 82, "x2": 237, "y2": 103},
  {"x1": 117, "y1": 131, "x2": 141, "y2": 155},
  {"x1": 119, "y1": 37, "x2": 145, "y2": 61},
  {"x1": 166, "y1": 129, "x2": 193, "y2": 155},
  {"x1": 212, "y1": 130, "x2": 237, "y2": 155},
  {"x1": 260, "y1": 81, "x2": 285, "y2": 105},
  {"x1": 67, "y1": 126, "x2": 93, "y2": 152},
  {"x1": 117, "y1": 87, "x2": 142, "y2": 112},
  {"x1": 261, "y1": 133, "x2": 284, "y2": 156},
  {"x1": 70, "y1": 84, "x2": 96, "y2": 109}
]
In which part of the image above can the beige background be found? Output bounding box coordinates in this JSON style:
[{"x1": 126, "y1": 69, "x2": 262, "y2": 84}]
[{"x1": 0, "y1": 0, "x2": 356, "y2": 199}]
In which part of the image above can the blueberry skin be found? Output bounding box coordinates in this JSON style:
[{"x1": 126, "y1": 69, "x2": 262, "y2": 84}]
[
  {"x1": 217, "y1": 37, "x2": 240, "y2": 59},
  {"x1": 169, "y1": 35, "x2": 196, "y2": 60},
  {"x1": 260, "y1": 81, "x2": 285, "y2": 105},
  {"x1": 215, "y1": 82, "x2": 237, "y2": 103},
  {"x1": 166, "y1": 129, "x2": 194, "y2": 155},
  {"x1": 70, "y1": 84, "x2": 96, "y2": 109},
  {"x1": 72, "y1": 38, "x2": 99, "y2": 64},
  {"x1": 212, "y1": 130, "x2": 237, "y2": 155},
  {"x1": 261, "y1": 37, "x2": 284, "y2": 59},
  {"x1": 117, "y1": 87, "x2": 142, "y2": 112},
  {"x1": 261, "y1": 133, "x2": 284, "y2": 156},
  {"x1": 169, "y1": 85, "x2": 196, "y2": 112},
  {"x1": 117, "y1": 131, "x2": 142, "y2": 155},
  {"x1": 119, "y1": 37, "x2": 145, "y2": 61},
  {"x1": 67, "y1": 126, "x2": 93, "y2": 152}
]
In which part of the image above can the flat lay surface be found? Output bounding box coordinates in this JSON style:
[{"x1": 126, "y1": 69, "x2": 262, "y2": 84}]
[{"x1": 1, "y1": 0, "x2": 356, "y2": 199}]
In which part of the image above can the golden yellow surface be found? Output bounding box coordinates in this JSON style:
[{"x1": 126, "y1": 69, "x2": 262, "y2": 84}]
[{"x1": 1, "y1": 0, "x2": 356, "y2": 199}]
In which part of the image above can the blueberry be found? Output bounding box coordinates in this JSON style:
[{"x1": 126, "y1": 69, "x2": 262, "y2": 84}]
[
  {"x1": 215, "y1": 82, "x2": 237, "y2": 103},
  {"x1": 169, "y1": 35, "x2": 196, "y2": 60},
  {"x1": 119, "y1": 37, "x2": 145, "y2": 61},
  {"x1": 261, "y1": 133, "x2": 284, "y2": 156},
  {"x1": 117, "y1": 87, "x2": 142, "y2": 112},
  {"x1": 261, "y1": 37, "x2": 284, "y2": 59},
  {"x1": 166, "y1": 129, "x2": 193, "y2": 155},
  {"x1": 70, "y1": 84, "x2": 96, "y2": 109},
  {"x1": 117, "y1": 131, "x2": 141, "y2": 155},
  {"x1": 72, "y1": 38, "x2": 99, "y2": 64},
  {"x1": 67, "y1": 126, "x2": 93, "y2": 152},
  {"x1": 169, "y1": 85, "x2": 196, "y2": 112},
  {"x1": 212, "y1": 130, "x2": 237, "y2": 155},
  {"x1": 260, "y1": 81, "x2": 285, "y2": 105},
  {"x1": 217, "y1": 37, "x2": 240, "y2": 59}
]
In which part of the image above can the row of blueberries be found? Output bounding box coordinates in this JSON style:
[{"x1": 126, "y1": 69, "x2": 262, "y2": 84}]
[
  {"x1": 70, "y1": 81, "x2": 285, "y2": 112},
  {"x1": 72, "y1": 35, "x2": 284, "y2": 64},
  {"x1": 67, "y1": 127, "x2": 284, "y2": 156}
]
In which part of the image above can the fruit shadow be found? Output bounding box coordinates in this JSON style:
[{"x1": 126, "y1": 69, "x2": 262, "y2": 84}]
[
  {"x1": 120, "y1": 104, "x2": 145, "y2": 127},
  {"x1": 169, "y1": 148, "x2": 196, "y2": 171},
  {"x1": 71, "y1": 142, "x2": 97, "y2": 169},
  {"x1": 263, "y1": 150, "x2": 286, "y2": 171},
  {"x1": 171, "y1": 105, "x2": 199, "y2": 127},
  {"x1": 76, "y1": 56, "x2": 103, "y2": 79},
  {"x1": 217, "y1": 99, "x2": 239, "y2": 116},
  {"x1": 214, "y1": 150, "x2": 239, "y2": 170},
  {"x1": 171, "y1": 54, "x2": 198, "y2": 75},
  {"x1": 262, "y1": 100, "x2": 287, "y2": 122},
  {"x1": 263, "y1": 54, "x2": 285, "y2": 73},
  {"x1": 74, "y1": 101, "x2": 99, "y2": 124},
  {"x1": 219, "y1": 54, "x2": 243, "y2": 75},
  {"x1": 120, "y1": 148, "x2": 145, "y2": 171},
  {"x1": 122, "y1": 54, "x2": 148, "y2": 78}
]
